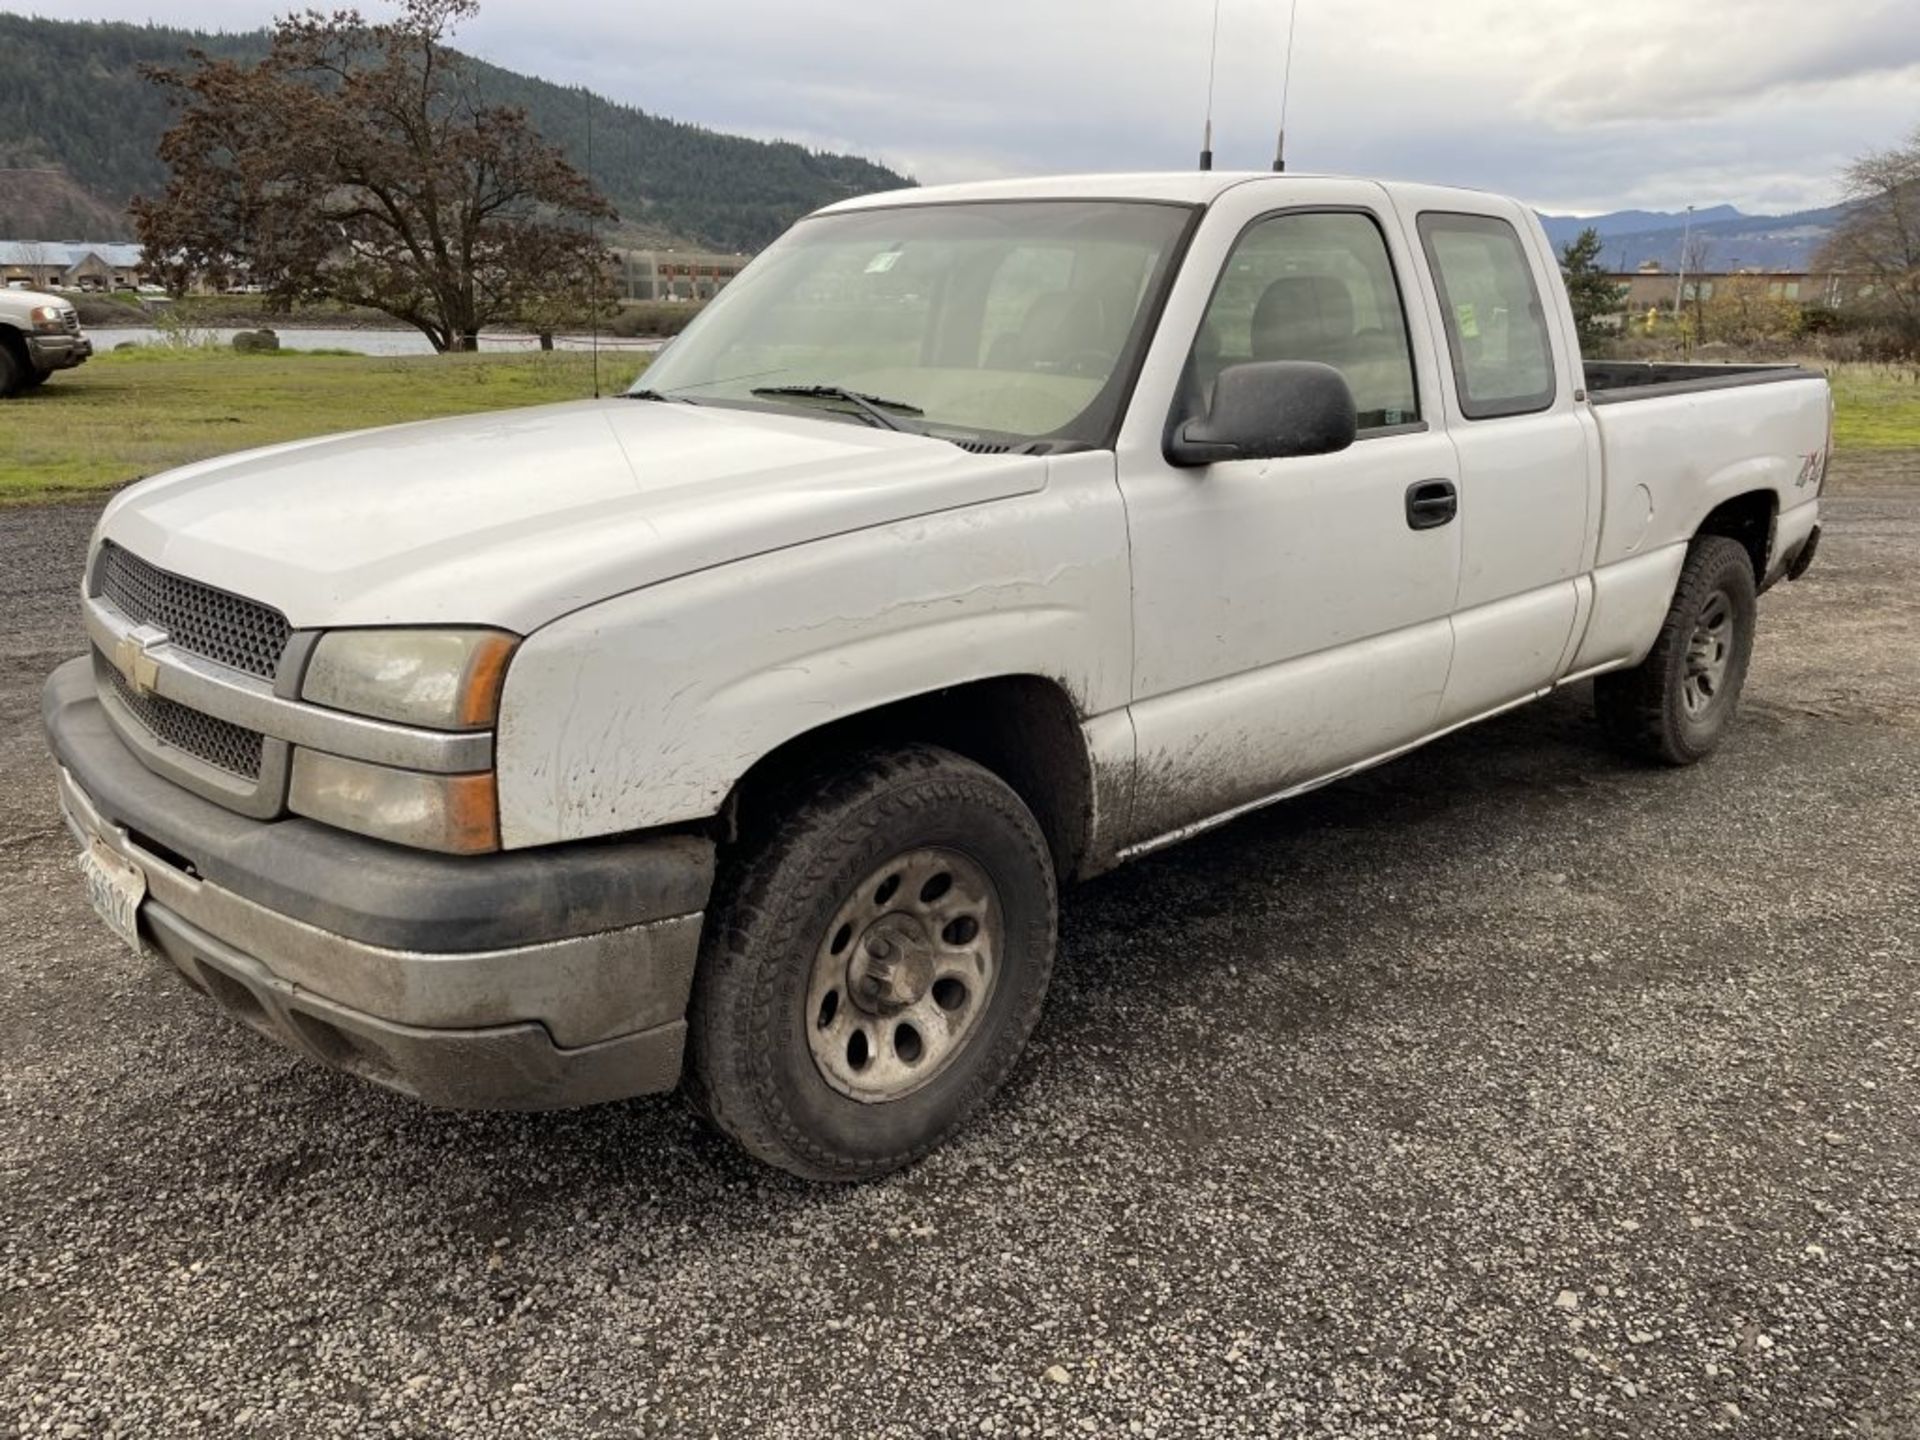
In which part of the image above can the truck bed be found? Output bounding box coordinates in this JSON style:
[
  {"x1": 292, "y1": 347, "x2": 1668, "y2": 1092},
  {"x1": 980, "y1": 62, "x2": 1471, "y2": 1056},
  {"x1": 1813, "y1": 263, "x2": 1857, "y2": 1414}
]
[
  {"x1": 1585, "y1": 360, "x2": 1821, "y2": 403},
  {"x1": 1584, "y1": 359, "x2": 1828, "y2": 580}
]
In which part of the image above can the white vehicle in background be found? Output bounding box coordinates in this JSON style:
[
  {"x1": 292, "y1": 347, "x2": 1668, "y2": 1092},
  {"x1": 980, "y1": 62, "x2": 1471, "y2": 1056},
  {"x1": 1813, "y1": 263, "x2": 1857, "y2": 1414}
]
[
  {"x1": 0, "y1": 286, "x2": 92, "y2": 394},
  {"x1": 43, "y1": 172, "x2": 1828, "y2": 1179}
]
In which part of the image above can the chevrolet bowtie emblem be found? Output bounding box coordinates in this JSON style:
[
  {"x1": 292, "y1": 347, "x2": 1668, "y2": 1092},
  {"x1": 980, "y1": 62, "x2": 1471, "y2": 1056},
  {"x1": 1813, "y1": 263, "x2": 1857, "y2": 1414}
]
[{"x1": 113, "y1": 625, "x2": 168, "y2": 697}]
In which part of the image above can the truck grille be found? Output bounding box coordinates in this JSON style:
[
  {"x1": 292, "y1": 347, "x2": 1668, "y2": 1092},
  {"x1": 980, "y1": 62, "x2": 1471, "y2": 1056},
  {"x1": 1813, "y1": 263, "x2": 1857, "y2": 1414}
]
[
  {"x1": 95, "y1": 542, "x2": 291, "y2": 681},
  {"x1": 101, "y1": 655, "x2": 265, "y2": 780}
]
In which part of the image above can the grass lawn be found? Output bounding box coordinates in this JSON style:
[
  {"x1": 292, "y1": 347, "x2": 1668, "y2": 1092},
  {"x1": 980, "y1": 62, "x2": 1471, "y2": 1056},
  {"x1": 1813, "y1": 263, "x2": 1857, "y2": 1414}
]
[
  {"x1": 4, "y1": 347, "x2": 1914, "y2": 506},
  {"x1": 0, "y1": 347, "x2": 648, "y2": 503},
  {"x1": 1826, "y1": 363, "x2": 1920, "y2": 450}
]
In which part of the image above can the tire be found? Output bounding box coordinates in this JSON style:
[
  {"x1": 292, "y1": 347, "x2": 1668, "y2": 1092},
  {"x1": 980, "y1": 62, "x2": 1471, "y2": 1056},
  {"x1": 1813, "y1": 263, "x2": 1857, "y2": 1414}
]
[
  {"x1": 0, "y1": 340, "x2": 22, "y2": 398},
  {"x1": 687, "y1": 744, "x2": 1057, "y2": 1181},
  {"x1": 1595, "y1": 534, "x2": 1758, "y2": 765}
]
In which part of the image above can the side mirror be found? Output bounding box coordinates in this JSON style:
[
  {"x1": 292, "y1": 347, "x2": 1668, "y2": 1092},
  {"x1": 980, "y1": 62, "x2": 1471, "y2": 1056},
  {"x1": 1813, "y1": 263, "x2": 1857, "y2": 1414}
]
[{"x1": 1165, "y1": 360, "x2": 1359, "y2": 468}]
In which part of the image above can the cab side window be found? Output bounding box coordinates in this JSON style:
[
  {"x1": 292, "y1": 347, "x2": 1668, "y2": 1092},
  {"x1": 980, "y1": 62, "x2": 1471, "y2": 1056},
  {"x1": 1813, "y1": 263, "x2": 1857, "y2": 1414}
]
[
  {"x1": 1186, "y1": 210, "x2": 1420, "y2": 433},
  {"x1": 1417, "y1": 213, "x2": 1556, "y2": 419}
]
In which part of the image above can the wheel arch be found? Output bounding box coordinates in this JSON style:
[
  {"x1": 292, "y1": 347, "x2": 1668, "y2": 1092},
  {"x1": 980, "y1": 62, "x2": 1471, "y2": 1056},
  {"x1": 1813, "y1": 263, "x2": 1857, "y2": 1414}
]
[
  {"x1": 1693, "y1": 488, "x2": 1777, "y2": 585},
  {"x1": 719, "y1": 674, "x2": 1099, "y2": 881},
  {"x1": 0, "y1": 323, "x2": 29, "y2": 384}
]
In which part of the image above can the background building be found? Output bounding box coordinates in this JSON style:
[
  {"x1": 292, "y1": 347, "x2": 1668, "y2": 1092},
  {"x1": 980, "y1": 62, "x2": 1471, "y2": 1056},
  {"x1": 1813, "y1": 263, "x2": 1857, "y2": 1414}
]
[
  {"x1": 0, "y1": 241, "x2": 148, "y2": 290},
  {"x1": 614, "y1": 248, "x2": 750, "y2": 303}
]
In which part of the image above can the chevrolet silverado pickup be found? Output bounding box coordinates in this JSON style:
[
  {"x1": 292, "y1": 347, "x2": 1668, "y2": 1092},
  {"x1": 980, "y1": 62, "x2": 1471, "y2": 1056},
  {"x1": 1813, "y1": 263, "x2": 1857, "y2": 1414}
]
[
  {"x1": 43, "y1": 172, "x2": 1830, "y2": 1179},
  {"x1": 1, "y1": 286, "x2": 91, "y2": 395}
]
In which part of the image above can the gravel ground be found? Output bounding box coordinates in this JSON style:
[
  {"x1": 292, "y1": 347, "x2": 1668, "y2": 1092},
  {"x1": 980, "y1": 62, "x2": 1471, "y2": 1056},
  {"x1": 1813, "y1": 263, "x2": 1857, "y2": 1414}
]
[{"x1": 3, "y1": 457, "x2": 1918, "y2": 1439}]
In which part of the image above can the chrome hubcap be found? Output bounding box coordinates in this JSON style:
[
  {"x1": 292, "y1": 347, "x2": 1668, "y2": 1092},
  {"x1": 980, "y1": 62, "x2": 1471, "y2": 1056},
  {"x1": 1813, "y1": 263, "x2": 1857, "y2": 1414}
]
[
  {"x1": 806, "y1": 847, "x2": 1001, "y2": 1103},
  {"x1": 1683, "y1": 590, "x2": 1734, "y2": 717}
]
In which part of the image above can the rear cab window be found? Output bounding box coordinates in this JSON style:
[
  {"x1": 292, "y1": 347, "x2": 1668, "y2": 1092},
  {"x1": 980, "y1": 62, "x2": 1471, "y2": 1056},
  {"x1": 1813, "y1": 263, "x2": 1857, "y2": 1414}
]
[{"x1": 1416, "y1": 212, "x2": 1556, "y2": 419}]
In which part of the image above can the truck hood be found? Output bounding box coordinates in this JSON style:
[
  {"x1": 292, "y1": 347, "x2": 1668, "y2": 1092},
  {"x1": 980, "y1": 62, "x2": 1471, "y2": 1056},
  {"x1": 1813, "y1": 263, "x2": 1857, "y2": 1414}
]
[
  {"x1": 97, "y1": 398, "x2": 1048, "y2": 632},
  {"x1": 2, "y1": 287, "x2": 69, "y2": 313}
]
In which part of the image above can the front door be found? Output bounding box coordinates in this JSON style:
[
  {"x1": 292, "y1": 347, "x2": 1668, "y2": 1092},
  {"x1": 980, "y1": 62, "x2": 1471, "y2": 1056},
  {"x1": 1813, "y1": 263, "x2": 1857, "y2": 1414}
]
[{"x1": 1114, "y1": 181, "x2": 1462, "y2": 850}]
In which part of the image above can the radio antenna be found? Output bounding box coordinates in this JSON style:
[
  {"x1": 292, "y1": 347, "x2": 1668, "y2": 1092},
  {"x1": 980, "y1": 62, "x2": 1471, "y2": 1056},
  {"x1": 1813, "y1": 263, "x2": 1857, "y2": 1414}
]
[
  {"x1": 1272, "y1": 0, "x2": 1299, "y2": 172},
  {"x1": 587, "y1": 88, "x2": 601, "y2": 399},
  {"x1": 1199, "y1": 0, "x2": 1222, "y2": 171}
]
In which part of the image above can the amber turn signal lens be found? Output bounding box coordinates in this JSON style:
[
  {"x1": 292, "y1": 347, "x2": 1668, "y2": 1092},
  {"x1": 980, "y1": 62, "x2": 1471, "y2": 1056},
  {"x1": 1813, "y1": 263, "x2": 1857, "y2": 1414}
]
[
  {"x1": 455, "y1": 632, "x2": 518, "y2": 729},
  {"x1": 288, "y1": 750, "x2": 499, "y2": 854}
]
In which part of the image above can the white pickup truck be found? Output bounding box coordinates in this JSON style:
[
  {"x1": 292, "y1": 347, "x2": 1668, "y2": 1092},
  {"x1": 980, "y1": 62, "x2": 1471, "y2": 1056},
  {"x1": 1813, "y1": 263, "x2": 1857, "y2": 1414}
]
[
  {"x1": 0, "y1": 286, "x2": 92, "y2": 395},
  {"x1": 44, "y1": 172, "x2": 1829, "y2": 1179}
]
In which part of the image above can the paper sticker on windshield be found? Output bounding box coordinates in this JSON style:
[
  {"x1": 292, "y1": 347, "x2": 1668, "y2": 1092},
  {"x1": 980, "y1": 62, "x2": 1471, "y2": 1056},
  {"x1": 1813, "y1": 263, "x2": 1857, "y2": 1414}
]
[
  {"x1": 865, "y1": 250, "x2": 902, "y2": 274},
  {"x1": 1455, "y1": 302, "x2": 1480, "y2": 339}
]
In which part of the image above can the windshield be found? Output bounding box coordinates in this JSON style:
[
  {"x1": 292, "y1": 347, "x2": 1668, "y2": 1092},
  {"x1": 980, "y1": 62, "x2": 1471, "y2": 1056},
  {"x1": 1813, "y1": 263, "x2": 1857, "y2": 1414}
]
[{"x1": 634, "y1": 201, "x2": 1195, "y2": 447}]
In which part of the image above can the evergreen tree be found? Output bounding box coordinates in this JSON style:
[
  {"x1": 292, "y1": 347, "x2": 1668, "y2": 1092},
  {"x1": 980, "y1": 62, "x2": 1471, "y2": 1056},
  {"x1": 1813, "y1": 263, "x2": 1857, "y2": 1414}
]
[{"x1": 1560, "y1": 227, "x2": 1625, "y2": 354}]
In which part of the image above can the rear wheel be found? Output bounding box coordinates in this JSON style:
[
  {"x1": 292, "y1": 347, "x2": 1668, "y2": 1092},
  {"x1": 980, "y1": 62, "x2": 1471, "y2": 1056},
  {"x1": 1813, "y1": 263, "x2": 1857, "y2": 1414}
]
[
  {"x1": 687, "y1": 745, "x2": 1056, "y2": 1181},
  {"x1": 1595, "y1": 534, "x2": 1758, "y2": 765}
]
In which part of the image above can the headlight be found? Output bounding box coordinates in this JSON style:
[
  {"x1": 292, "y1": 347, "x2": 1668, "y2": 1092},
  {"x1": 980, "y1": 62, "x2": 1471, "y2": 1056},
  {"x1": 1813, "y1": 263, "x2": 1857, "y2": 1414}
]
[
  {"x1": 289, "y1": 751, "x2": 498, "y2": 854},
  {"x1": 302, "y1": 628, "x2": 517, "y2": 729},
  {"x1": 29, "y1": 305, "x2": 70, "y2": 333}
]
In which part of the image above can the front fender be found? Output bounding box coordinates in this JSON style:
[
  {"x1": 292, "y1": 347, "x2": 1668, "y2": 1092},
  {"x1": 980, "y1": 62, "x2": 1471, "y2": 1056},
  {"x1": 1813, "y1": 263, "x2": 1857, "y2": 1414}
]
[{"x1": 494, "y1": 454, "x2": 1131, "y2": 848}]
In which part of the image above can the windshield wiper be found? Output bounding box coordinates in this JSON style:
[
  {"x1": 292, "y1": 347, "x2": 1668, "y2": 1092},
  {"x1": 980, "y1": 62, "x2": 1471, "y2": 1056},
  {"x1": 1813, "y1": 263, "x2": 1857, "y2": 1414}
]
[
  {"x1": 626, "y1": 387, "x2": 690, "y2": 403},
  {"x1": 749, "y1": 384, "x2": 924, "y2": 432}
]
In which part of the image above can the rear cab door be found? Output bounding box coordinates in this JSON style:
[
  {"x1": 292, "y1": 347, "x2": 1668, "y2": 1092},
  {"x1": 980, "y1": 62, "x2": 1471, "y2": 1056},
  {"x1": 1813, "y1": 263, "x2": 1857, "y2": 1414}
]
[{"x1": 1385, "y1": 186, "x2": 1603, "y2": 725}]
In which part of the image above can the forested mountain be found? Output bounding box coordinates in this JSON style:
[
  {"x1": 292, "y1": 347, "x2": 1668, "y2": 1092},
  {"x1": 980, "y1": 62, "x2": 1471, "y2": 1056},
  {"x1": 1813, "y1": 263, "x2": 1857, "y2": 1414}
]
[
  {"x1": 1536, "y1": 205, "x2": 1745, "y2": 242},
  {"x1": 0, "y1": 12, "x2": 911, "y2": 249},
  {"x1": 1537, "y1": 203, "x2": 1852, "y2": 272}
]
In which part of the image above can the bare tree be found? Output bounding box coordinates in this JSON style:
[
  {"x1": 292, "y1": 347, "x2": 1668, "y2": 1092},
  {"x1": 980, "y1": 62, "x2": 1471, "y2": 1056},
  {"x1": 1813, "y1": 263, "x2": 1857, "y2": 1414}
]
[
  {"x1": 16, "y1": 240, "x2": 56, "y2": 290},
  {"x1": 132, "y1": 0, "x2": 614, "y2": 352},
  {"x1": 1681, "y1": 231, "x2": 1716, "y2": 281},
  {"x1": 1817, "y1": 124, "x2": 1920, "y2": 355},
  {"x1": 1677, "y1": 232, "x2": 1716, "y2": 344}
]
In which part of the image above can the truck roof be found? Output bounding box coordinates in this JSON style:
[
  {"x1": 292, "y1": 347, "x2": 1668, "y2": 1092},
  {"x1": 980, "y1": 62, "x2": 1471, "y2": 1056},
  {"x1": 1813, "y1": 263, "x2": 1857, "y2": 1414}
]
[{"x1": 813, "y1": 171, "x2": 1509, "y2": 216}]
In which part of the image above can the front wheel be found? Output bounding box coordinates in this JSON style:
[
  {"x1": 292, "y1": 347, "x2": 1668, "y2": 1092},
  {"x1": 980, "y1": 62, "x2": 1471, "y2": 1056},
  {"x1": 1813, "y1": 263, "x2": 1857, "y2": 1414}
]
[
  {"x1": 1595, "y1": 534, "x2": 1758, "y2": 765},
  {"x1": 687, "y1": 745, "x2": 1057, "y2": 1181}
]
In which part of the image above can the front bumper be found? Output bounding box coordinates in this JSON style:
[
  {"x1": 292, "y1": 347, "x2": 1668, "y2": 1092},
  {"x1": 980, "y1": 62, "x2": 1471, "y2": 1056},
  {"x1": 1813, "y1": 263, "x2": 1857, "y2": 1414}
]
[
  {"x1": 43, "y1": 657, "x2": 715, "y2": 1110},
  {"x1": 26, "y1": 333, "x2": 92, "y2": 372}
]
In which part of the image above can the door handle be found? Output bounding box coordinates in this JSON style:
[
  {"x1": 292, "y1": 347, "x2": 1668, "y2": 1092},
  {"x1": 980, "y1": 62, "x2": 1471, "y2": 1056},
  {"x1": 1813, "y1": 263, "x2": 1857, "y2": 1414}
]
[{"x1": 1405, "y1": 479, "x2": 1458, "y2": 530}]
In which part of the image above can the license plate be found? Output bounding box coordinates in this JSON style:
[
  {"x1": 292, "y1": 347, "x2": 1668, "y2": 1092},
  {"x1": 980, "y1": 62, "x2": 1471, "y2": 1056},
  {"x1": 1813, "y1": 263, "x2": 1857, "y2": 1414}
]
[{"x1": 79, "y1": 837, "x2": 147, "y2": 956}]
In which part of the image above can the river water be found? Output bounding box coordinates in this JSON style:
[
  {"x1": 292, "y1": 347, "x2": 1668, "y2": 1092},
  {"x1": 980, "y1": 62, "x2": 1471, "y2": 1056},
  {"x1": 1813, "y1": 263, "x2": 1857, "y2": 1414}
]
[{"x1": 85, "y1": 326, "x2": 665, "y2": 356}]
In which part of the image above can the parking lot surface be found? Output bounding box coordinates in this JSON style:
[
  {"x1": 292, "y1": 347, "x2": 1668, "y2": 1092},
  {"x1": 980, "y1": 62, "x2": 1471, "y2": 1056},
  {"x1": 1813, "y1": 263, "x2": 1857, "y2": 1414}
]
[{"x1": 3, "y1": 455, "x2": 1917, "y2": 1438}]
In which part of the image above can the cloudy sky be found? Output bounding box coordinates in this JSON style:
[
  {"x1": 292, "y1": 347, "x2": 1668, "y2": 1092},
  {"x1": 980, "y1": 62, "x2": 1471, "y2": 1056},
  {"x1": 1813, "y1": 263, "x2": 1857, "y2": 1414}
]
[{"x1": 33, "y1": 0, "x2": 1920, "y2": 214}]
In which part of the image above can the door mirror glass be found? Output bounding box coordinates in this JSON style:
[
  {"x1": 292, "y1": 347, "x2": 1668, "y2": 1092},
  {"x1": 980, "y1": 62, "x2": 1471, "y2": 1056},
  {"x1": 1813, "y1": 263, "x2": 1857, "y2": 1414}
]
[{"x1": 1165, "y1": 360, "x2": 1358, "y2": 467}]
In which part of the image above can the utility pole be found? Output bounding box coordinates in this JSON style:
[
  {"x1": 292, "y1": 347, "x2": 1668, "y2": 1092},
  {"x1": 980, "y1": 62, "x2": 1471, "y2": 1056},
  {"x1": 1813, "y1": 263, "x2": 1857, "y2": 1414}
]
[{"x1": 1673, "y1": 203, "x2": 1695, "y2": 316}]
